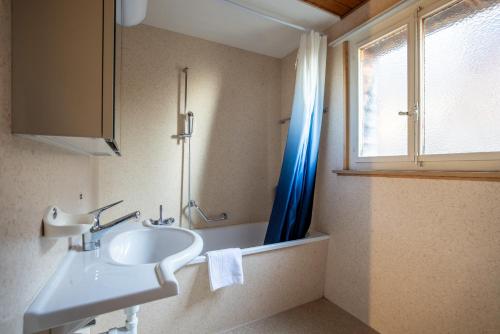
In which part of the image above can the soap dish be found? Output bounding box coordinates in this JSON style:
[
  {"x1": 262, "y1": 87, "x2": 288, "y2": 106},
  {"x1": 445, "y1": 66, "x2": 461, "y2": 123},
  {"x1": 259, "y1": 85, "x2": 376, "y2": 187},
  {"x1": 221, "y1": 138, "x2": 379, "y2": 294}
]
[{"x1": 43, "y1": 206, "x2": 93, "y2": 238}]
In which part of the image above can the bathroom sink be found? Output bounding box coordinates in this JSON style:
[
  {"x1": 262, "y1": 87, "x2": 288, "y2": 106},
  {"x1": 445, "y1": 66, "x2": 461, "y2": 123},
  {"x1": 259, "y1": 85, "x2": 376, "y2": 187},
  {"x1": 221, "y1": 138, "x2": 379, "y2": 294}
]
[
  {"x1": 109, "y1": 228, "x2": 200, "y2": 265},
  {"x1": 108, "y1": 226, "x2": 203, "y2": 285},
  {"x1": 24, "y1": 223, "x2": 203, "y2": 333}
]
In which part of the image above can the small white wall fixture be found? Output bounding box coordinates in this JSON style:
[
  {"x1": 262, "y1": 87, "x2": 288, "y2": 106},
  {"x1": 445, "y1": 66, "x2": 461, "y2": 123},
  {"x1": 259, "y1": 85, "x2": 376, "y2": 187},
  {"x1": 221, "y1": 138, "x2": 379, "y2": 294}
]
[{"x1": 117, "y1": 0, "x2": 149, "y2": 27}]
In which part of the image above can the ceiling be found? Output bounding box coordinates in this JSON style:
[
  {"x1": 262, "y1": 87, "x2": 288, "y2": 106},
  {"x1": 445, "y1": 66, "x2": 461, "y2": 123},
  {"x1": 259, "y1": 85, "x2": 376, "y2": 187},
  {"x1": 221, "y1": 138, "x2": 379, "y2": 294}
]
[
  {"x1": 303, "y1": 0, "x2": 368, "y2": 17},
  {"x1": 143, "y1": 0, "x2": 340, "y2": 58}
]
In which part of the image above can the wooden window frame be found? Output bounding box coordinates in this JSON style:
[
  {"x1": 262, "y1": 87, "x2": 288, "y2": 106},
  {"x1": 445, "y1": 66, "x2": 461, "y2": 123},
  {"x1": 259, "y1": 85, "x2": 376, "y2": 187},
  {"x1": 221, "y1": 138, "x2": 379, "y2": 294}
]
[{"x1": 341, "y1": 0, "x2": 500, "y2": 175}]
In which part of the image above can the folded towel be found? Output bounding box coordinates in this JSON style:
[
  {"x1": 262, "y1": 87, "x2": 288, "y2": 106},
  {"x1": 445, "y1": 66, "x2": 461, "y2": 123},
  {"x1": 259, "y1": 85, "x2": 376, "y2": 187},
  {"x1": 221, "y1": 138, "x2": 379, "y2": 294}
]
[{"x1": 206, "y1": 248, "x2": 244, "y2": 291}]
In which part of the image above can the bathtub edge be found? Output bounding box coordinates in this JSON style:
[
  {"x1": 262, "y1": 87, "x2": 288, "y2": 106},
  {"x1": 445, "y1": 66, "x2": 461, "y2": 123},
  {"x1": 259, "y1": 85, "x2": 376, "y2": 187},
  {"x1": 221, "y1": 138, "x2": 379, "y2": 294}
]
[{"x1": 187, "y1": 232, "x2": 330, "y2": 265}]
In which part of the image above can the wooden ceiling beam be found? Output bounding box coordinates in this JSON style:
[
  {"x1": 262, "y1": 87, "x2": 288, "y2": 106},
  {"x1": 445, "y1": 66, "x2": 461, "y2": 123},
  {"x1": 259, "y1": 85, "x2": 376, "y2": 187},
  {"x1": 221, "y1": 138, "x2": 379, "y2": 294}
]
[{"x1": 302, "y1": 0, "x2": 369, "y2": 17}]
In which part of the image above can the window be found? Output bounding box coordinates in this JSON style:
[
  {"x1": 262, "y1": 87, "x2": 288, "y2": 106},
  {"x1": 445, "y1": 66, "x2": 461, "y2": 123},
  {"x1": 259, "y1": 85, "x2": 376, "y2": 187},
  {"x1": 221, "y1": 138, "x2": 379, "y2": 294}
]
[
  {"x1": 422, "y1": 0, "x2": 500, "y2": 155},
  {"x1": 359, "y1": 26, "x2": 408, "y2": 158},
  {"x1": 349, "y1": 0, "x2": 500, "y2": 171}
]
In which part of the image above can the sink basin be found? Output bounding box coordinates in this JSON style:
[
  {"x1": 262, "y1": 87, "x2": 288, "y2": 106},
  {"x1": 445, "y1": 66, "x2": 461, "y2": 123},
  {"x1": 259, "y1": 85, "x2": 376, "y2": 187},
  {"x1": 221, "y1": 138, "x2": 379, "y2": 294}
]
[
  {"x1": 23, "y1": 223, "x2": 203, "y2": 333},
  {"x1": 108, "y1": 226, "x2": 203, "y2": 285},
  {"x1": 109, "y1": 228, "x2": 198, "y2": 265}
]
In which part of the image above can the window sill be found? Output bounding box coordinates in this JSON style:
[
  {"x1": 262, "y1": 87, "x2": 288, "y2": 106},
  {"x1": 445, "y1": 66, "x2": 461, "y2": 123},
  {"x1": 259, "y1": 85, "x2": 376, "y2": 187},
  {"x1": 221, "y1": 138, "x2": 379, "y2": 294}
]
[{"x1": 332, "y1": 170, "x2": 500, "y2": 182}]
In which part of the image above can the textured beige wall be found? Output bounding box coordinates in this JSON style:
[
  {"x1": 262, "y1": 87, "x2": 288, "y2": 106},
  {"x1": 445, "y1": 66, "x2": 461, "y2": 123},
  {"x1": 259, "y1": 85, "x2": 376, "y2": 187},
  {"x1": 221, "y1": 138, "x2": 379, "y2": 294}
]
[
  {"x1": 279, "y1": 51, "x2": 296, "y2": 158},
  {"x1": 311, "y1": 4, "x2": 500, "y2": 332},
  {"x1": 0, "y1": 18, "x2": 281, "y2": 333},
  {"x1": 0, "y1": 1, "x2": 97, "y2": 332},
  {"x1": 92, "y1": 25, "x2": 326, "y2": 334},
  {"x1": 97, "y1": 25, "x2": 281, "y2": 228},
  {"x1": 92, "y1": 240, "x2": 328, "y2": 334}
]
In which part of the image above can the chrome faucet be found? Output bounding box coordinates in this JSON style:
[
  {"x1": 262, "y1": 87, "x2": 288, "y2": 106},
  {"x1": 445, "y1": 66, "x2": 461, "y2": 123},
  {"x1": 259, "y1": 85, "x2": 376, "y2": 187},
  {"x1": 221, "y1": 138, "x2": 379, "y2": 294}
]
[
  {"x1": 151, "y1": 204, "x2": 175, "y2": 226},
  {"x1": 82, "y1": 201, "x2": 141, "y2": 251}
]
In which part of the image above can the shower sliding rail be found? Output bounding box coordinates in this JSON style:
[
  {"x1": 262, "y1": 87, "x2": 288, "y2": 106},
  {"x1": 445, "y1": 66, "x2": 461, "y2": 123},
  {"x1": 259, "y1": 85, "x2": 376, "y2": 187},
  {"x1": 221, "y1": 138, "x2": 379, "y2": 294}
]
[
  {"x1": 179, "y1": 67, "x2": 228, "y2": 228},
  {"x1": 188, "y1": 200, "x2": 228, "y2": 223}
]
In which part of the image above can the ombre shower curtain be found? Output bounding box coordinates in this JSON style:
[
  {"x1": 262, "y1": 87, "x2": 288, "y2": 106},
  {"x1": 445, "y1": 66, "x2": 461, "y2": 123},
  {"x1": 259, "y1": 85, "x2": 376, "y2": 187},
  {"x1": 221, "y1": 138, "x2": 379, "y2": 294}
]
[{"x1": 264, "y1": 31, "x2": 327, "y2": 244}]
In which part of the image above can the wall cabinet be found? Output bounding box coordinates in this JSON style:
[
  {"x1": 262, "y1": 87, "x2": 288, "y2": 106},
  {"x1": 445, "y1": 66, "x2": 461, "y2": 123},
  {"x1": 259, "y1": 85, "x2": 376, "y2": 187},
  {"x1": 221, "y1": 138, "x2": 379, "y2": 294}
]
[{"x1": 12, "y1": 0, "x2": 122, "y2": 155}]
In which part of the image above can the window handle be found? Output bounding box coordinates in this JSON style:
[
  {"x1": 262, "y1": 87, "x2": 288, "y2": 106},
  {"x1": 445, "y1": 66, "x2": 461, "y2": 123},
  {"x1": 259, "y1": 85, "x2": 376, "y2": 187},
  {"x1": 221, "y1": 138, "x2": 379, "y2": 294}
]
[
  {"x1": 398, "y1": 111, "x2": 416, "y2": 116},
  {"x1": 398, "y1": 104, "x2": 418, "y2": 117}
]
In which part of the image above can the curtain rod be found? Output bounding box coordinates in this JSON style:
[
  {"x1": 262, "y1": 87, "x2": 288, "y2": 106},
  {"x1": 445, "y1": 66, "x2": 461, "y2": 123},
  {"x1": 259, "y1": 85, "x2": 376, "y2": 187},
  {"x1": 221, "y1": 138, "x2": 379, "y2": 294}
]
[
  {"x1": 221, "y1": 0, "x2": 322, "y2": 34},
  {"x1": 328, "y1": 0, "x2": 415, "y2": 47},
  {"x1": 279, "y1": 108, "x2": 328, "y2": 124}
]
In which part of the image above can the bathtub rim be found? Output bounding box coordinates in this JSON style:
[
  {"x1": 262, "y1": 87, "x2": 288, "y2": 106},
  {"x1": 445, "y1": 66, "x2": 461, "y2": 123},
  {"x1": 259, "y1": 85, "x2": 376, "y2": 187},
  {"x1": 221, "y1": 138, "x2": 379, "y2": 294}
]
[{"x1": 188, "y1": 229, "x2": 329, "y2": 265}]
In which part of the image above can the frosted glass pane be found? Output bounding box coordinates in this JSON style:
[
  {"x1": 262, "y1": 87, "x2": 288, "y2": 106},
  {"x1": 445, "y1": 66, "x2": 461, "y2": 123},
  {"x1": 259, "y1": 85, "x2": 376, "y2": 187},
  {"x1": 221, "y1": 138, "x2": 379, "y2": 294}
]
[
  {"x1": 423, "y1": 0, "x2": 500, "y2": 155},
  {"x1": 359, "y1": 26, "x2": 408, "y2": 157}
]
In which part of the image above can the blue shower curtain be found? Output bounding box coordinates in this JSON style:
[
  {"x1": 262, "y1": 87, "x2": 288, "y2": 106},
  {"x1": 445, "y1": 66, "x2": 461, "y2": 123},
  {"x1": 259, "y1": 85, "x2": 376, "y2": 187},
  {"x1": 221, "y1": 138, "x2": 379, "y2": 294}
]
[{"x1": 264, "y1": 31, "x2": 327, "y2": 244}]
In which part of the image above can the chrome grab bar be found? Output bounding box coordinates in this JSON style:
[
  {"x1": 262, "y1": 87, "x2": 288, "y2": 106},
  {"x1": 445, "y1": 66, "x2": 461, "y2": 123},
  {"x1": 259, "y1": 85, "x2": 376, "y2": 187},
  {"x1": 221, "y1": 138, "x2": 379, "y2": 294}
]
[{"x1": 188, "y1": 200, "x2": 228, "y2": 223}]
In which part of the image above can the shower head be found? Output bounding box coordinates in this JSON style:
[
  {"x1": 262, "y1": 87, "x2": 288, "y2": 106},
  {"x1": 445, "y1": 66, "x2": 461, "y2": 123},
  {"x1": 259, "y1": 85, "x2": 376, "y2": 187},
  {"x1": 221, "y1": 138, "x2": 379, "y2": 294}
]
[{"x1": 187, "y1": 112, "x2": 194, "y2": 136}]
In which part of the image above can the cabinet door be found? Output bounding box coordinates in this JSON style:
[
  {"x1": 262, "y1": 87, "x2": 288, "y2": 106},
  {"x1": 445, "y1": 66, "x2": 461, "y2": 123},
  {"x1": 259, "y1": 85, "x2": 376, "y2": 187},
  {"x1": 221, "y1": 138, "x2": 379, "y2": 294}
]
[
  {"x1": 12, "y1": 0, "x2": 103, "y2": 137},
  {"x1": 102, "y1": 0, "x2": 121, "y2": 151}
]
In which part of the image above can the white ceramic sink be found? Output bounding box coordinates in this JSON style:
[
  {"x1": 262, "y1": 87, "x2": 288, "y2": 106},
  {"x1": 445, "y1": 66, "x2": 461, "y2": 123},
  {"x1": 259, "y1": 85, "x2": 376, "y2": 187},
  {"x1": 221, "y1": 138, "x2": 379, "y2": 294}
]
[
  {"x1": 109, "y1": 228, "x2": 201, "y2": 265},
  {"x1": 108, "y1": 226, "x2": 203, "y2": 285},
  {"x1": 24, "y1": 223, "x2": 203, "y2": 334}
]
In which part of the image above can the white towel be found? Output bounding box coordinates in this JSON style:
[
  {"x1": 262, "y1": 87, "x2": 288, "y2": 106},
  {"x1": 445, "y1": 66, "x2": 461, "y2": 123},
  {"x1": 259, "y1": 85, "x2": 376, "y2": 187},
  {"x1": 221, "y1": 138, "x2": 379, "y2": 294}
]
[{"x1": 206, "y1": 248, "x2": 244, "y2": 291}]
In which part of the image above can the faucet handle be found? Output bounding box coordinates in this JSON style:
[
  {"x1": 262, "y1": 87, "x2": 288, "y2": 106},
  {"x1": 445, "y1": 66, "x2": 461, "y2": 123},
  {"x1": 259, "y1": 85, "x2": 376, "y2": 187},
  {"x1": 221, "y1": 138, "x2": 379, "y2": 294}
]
[
  {"x1": 152, "y1": 204, "x2": 175, "y2": 226},
  {"x1": 88, "y1": 200, "x2": 123, "y2": 226}
]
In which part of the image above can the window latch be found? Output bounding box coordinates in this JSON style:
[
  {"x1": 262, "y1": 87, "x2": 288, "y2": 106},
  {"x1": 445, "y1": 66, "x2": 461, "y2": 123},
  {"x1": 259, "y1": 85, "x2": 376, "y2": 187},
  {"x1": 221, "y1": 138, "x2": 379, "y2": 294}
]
[
  {"x1": 398, "y1": 110, "x2": 416, "y2": 116},
  {"x1": 398, "y1": 104, "x2": 419, "y2": 117}
]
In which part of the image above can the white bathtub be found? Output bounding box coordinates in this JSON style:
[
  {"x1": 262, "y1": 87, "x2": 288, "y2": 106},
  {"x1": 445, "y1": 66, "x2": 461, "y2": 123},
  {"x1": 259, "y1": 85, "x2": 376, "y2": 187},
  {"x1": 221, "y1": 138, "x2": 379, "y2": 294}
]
[
  {"x1": 94, "y1": 221, "x2": 330, "y2": 333},
  {"x1": 189, "y1": 221, "x2": 329, "y2": 264}
]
